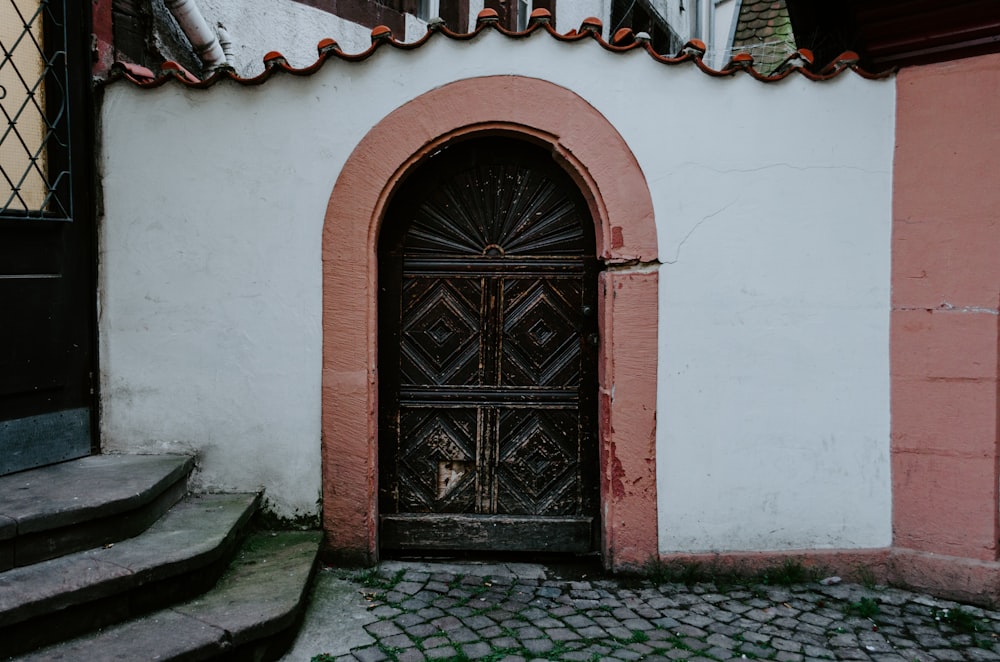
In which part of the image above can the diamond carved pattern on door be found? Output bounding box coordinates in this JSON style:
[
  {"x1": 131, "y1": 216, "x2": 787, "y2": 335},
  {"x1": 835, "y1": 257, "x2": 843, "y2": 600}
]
[
  {"x1": 496, "y1": 408, "x2": 579, "y2": 516},
  {"x1": 379, "y1": 138, "x2": 598, "y2": 553},
  {"x1": 502, "y1": 279, "x2": 582, "y2": 388},
  {"x1": 397, "y1": 408, "x2": 478, "y2": 513},
  {"x1": 400, "y1": 279, "x2": 482, "y2": 386}
]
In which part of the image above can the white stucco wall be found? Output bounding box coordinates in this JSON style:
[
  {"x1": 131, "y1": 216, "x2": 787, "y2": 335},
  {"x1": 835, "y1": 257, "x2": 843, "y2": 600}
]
[
  {"x1": 654, "y1": 91, "x2": 895, "y2": 553},
  {"x1": 193, "y1": 0, "x2": 432, "y2": 76},
  {"x1": 556, "y1": 0, "x2": 608, "y2": 34},
  {"x1": 99, "y1": 28, "x2": 894, "y2": 548}
]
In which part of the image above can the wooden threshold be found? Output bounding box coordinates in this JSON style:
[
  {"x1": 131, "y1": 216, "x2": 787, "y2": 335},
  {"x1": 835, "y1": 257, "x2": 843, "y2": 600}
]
[{"x1": 380, "y1": 514, "x2": 593, "y2": 553}]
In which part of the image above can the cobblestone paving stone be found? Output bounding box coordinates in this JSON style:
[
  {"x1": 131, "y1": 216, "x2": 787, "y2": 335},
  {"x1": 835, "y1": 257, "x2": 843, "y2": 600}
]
[{"x1": 320, "y1": 563, "x2": 1000, "y2": 662}]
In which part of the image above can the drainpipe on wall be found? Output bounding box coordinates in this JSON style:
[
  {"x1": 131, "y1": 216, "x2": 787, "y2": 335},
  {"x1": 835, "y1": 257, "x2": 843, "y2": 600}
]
[
  {"x1": 163, "y1": 0, "x2": 227, "y2": 71},
  {"x1": 217, "y1": 23, "x2": 234, "y2": 66}
]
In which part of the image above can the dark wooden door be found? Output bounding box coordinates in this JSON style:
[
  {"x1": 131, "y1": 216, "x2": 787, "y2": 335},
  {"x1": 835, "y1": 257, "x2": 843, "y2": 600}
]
[
  {"x1": 0, "y1": 0, "x2": 95, "y2": 474},
  {"x1": 379, "y1": 138, "x2": 598, "y2": 553}
]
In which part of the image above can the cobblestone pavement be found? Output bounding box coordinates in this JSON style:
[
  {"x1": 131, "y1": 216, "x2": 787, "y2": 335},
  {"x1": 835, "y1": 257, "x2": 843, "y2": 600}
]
[{"x1": 307, "y1": 561, "x2": 1000, "y2": 662}]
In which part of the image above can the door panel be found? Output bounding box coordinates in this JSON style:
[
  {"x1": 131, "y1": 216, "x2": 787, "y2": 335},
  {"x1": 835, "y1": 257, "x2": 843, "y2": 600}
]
[
  {"x1": 501, "y1": 278, "x2": 583, "y2": 387},
  {"x1": 0, "y1": 0, "x2": 95, "y2": 474},
  {"x1": 396, "y1": 407, "x2": 479, "y2": 513},
  {"x1": 400, "y1": 278, "x2": 483, "y2": 387},
  {"x1": 379, "y1": 138, "x2": 598, "y2": 553},
  {"x1": 496, "y1": 408, "x2": 580, "y2": 515}
]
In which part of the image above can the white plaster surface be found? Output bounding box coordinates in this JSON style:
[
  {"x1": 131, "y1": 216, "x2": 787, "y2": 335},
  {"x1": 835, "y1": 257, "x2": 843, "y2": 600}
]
[
  {"x1": 556, "y1": 0, "x2": 609, "y2": 35},
  {"x1": 195, "y1": 0, "x2": 402, "y2": 76},
  {"x1": 100, "y1": 28, "x2": 894, "y2": 545}
]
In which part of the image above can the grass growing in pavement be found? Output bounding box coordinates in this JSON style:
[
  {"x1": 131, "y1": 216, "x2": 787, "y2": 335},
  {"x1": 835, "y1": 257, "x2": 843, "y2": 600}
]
[
  {"x1": 934, "y1": 607, "x2": 988, "y2": 634},
  {"x1": 315, "y1": 562, "x2": 1000, "y2": 662},
  {"x1": 644, "y1": 557, "x2": 826, "y2": 590},
  {"x1": 354, "y1": 567, "x2": 405, "y2": 591},
  {"x1": 321, "y1": 570, "x2": 706, "y2": 662},
  {"x1": 453, "y1": 580, "x2": 492, "y2": 608},
  {"x1": 844, "y1": 597, "x2": 880, "y2": 618},
  {"x1": 758, "y1": 558, "x2": 819, "y2": 586},
  {"x1": 855, "y1": 564, "x2": 879, "y2": 590}
]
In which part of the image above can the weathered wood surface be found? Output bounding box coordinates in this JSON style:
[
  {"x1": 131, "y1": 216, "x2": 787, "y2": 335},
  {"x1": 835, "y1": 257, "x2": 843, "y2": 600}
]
[
  {"x1": 379, "y1": 139, "x2": 599, "y2": 552},
  {"x1": 380, "y1": 514, "x2": 592, "y2": 552}
]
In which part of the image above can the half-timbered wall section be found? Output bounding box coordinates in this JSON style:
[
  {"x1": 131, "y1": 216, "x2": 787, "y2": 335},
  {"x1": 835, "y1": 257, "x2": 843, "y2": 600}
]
[{"x1": 98, "y1": 20, "x2": 894, "y2": 568}]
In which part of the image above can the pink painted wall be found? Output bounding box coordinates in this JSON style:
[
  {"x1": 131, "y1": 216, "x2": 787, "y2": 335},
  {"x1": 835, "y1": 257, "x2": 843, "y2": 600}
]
[
  {"x1": 598, "y1": 270, "x2": 658, "y2": 570},
  {"x1": 892, "y1": 52, "x2": 1000, "y2": 563}
]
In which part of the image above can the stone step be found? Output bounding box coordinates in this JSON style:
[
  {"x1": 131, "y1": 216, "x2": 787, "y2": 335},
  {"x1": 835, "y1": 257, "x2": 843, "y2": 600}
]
[
  {"x1": 19, "y1": 531, "x2": 322, "y2": 662},
  {"x1": 0, "y1": 454, "x2": 194, "y2": 569},
  {"x1": 0, "y1": 492, "x2": 259, "y2": 657}
]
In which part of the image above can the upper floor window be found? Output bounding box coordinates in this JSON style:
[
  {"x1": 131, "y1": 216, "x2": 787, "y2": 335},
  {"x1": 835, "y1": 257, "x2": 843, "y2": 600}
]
[
  {"x1": 516, "y1": 0, "x2": 531, "y2": 31},
  {"x1": 417, "y1": 0, "x2": 440, "y2": 22}
]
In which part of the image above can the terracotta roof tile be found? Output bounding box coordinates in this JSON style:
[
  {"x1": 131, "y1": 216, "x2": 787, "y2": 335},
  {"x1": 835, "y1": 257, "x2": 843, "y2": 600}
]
[
  {"x1": 159, "y1": 60, "x2": 201, "y2": 84},
  {"x1": 107, "y1": 13, "x2": 889, "y2": 89},
  {"x1": 529, "y1": 8, "x2": 552, "y2": 24},
  {"x1": 370, "y1": 25, "x2": 394, "y2": 42},
  {"x1": 611, "y1": 27, "x2": 634, "y2": 46},
  {"x1": 115, "y1": 61, "x2": 156, "y2": 81},
  {"x1": 317, "y1": 37, "x2": 339, "y2": 54},
  {"x1": 580, "y1": 16, "x2": 603, "y2": 34}
]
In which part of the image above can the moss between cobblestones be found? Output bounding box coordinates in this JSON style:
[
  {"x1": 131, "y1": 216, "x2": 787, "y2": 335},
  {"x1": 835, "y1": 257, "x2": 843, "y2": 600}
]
[
  {"x1": 844, "y1": 597, "x2": 880, "y2": 618},
  {"x1": 339, "y1": 569, "x2": 711, "y2": 662},
  {"x1": 312, "y1": 564, "x2": 1000, "y2": 662},
  {"x1": 935, "y1": 607, "x2": 989, "y2": 635},
  {"x1": 354, "y1": 567, "x2": 406, "y2": 591},
  {"x1": 365, "y1": 630, "x2": 722, "y2": 661}
]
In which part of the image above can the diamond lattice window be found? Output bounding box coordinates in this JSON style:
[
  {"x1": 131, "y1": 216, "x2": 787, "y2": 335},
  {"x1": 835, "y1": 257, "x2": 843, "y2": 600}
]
[{"x1": 1, "y1": 0, "x2": 71, "y2": 217}]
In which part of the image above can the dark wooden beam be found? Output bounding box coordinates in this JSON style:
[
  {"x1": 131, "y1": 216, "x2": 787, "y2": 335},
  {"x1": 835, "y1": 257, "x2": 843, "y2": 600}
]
[
  {"x1": 290, "y1": 0, "x2": 409, "y2": 36},
  {"x1": 787, "y1": 0, "x2": 1000, "y2": 70}
]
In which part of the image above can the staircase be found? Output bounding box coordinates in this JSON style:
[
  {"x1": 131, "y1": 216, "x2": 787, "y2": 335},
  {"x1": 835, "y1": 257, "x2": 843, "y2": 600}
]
[{"x1": 0, "y1": 454, "x2": 320, "y2": 660}]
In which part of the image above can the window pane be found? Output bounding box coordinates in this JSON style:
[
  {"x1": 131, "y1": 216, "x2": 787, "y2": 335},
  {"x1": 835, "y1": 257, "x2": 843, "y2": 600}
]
[
  {"x1": 517, "y1": 0, "x2": 530, "y2": 30},
  {"x1": 1, "y1": 0, "x2": 50, "y2": 212}
]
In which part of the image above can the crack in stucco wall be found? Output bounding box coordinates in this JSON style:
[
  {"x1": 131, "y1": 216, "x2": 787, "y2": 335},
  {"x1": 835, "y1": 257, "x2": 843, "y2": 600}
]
[{"x1": 662, "y1": 200, "x2": 737, "y2": 265}]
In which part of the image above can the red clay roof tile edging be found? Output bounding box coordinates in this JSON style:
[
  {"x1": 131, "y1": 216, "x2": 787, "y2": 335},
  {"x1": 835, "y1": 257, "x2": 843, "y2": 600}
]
[{"x1": 107, "y1": 9, "x2": 891, "y2": 89}]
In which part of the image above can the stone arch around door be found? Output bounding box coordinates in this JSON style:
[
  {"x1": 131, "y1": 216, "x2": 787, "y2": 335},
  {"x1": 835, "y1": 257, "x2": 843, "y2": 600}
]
[{"x1": 321, "y1": 75, "x2": 658, "y2": 570}]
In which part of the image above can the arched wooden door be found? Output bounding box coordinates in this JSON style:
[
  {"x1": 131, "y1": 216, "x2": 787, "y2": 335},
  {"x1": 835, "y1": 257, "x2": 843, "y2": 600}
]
[{"x1": 378, "y1": 137, "x2": 599, "y2": 553}]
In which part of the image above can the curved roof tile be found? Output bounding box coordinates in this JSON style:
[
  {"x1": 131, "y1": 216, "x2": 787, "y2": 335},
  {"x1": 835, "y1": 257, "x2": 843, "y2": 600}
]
[{"x1": 108, "y1": 8, "x2": 890, "y2": 89}]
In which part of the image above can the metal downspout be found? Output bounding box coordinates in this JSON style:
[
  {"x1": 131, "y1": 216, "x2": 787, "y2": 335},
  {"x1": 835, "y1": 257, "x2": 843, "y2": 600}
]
[{"x1": 163, "y1": 0, "x2": 227, "y2": 70}]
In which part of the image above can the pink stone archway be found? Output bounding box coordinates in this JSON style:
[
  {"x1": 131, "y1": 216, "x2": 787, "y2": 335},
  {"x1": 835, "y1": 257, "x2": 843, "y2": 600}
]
[{"x1": 321, "y1": 75, "x2": 658, "y2": 569}]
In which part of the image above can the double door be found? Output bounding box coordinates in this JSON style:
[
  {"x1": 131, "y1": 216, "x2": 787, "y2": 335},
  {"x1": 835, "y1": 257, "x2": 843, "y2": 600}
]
[{"x1": 379, "y1": 138, "x2": 599, "y2": 553}]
